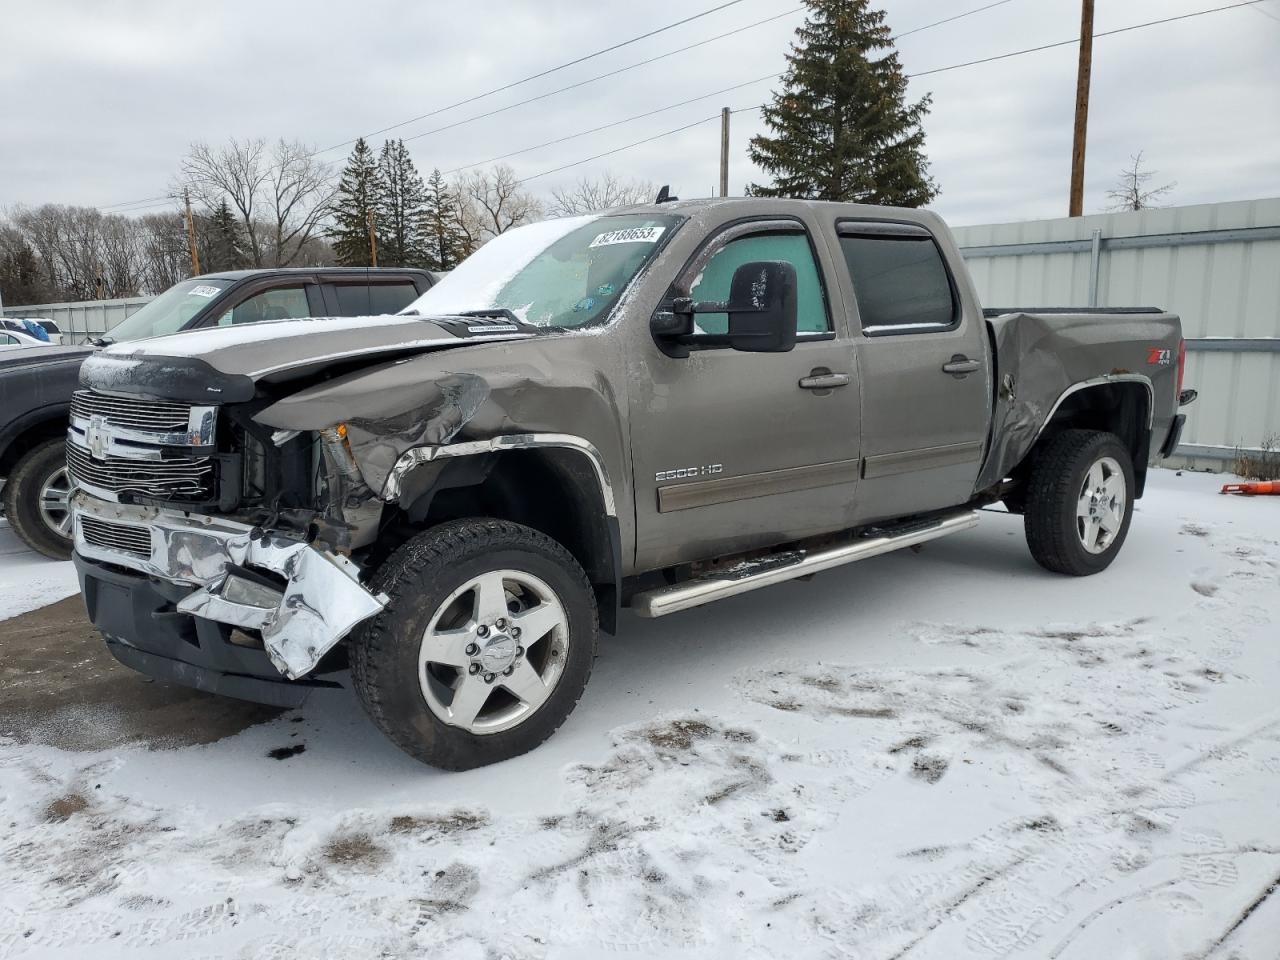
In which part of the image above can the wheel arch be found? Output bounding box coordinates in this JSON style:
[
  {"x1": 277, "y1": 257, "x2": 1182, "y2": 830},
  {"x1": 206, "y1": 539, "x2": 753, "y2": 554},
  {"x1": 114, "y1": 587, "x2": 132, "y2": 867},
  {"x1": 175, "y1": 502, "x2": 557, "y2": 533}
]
[
  {"x1": 1025, "y1": 377, "x2": 1153, "y2": 498},
  {"x1": 0, "y1": 404, "x2": 70, "y2": 476},
  {"x1": 388, "y1": 437, "x2": 621, "y2": 633}
]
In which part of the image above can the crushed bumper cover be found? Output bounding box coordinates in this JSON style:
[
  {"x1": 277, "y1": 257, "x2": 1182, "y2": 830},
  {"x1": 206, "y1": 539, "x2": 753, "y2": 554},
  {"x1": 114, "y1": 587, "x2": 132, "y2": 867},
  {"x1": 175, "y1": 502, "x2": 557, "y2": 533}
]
[{"x1": 71, "y1": 491, "x2": 386, "y2": 680}]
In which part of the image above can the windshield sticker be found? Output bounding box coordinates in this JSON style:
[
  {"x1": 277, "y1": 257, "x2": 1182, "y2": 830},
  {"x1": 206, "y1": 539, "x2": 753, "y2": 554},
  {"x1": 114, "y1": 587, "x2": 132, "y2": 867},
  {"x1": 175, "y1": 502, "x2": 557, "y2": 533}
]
[
  {"x1": 589, "y1": 226, "x2": 665, "y2": 248},
  {"x1": 187, "y1": 285, "x2": 221, "y2": 298},
  {"x1": 596, "y1": 282, "x2": 616, "y2": 296},
  {"x1": 572, "y1": 296, "x2": 597, "y2": 312}
]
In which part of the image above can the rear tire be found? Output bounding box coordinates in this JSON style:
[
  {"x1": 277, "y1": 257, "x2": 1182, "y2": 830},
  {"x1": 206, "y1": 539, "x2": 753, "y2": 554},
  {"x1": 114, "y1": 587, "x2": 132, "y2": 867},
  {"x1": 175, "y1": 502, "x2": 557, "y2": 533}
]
[
  {"x1": 3, "y1": 439, "x2": 74, "y2": 560},
  {"x1": 1024, "y1": 429, "x2": 1134, "y2": 576},
  {"x1": 350, "y1": 518, "x2": 597, "y2": 770}
]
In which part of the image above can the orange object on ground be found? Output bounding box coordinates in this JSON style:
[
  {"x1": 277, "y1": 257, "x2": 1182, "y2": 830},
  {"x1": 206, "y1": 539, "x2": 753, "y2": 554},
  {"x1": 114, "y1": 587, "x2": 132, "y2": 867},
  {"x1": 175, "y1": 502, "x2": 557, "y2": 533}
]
[{"x1": 1220, "y1": 481, "x2": 1280, "y2": 495}]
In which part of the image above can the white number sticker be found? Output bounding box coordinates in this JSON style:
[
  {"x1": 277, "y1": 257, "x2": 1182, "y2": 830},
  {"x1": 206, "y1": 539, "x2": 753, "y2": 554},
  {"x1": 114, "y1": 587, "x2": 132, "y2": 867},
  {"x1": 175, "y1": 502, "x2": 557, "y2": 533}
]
[
  {"x1": 188, "y1": 284, "x2": 221, "y2": 298},
  {"x1": 589, "y1": 226, "x2": 665, "y2": 248}
]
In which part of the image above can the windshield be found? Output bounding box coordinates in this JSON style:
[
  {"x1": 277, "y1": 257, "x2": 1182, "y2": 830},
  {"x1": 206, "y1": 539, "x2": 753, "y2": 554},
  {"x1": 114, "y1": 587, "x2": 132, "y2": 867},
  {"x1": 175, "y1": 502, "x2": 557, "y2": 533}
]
[
  {"x1": 102, "y1": 278, "x2": 234, "y2": 343},
  {"x1": 403, "y1": 213, "x2": 682, "y2": 330}
]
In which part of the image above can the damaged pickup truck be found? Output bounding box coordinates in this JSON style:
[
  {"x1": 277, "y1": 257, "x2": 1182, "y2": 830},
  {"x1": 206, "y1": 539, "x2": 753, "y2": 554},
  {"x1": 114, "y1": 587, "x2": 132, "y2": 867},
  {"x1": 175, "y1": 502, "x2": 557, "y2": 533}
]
[{"x1": 68, "y1": 198, "x2": 1195, "y2": 769}]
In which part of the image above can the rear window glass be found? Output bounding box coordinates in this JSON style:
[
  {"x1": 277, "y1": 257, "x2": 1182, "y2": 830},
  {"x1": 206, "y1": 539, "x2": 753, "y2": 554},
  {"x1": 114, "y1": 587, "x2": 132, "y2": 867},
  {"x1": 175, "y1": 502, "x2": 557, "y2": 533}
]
[
  {"x1": 839, "y1": 232, "x2": 955, "y2": 332},
  {"x1": 333, "y1": 282, "x2": 418, "y2": 316}
]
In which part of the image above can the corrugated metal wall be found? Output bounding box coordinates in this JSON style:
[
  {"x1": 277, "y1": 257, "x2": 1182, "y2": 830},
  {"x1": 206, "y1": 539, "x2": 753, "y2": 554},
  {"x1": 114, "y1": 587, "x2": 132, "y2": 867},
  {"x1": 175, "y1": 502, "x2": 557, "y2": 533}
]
[
  {"x1": 953, "y1": 197, "x2": 1280, "y2": 463},
  {"x1": 1, "y1": 296, "x2": 152, "y2": 342}
]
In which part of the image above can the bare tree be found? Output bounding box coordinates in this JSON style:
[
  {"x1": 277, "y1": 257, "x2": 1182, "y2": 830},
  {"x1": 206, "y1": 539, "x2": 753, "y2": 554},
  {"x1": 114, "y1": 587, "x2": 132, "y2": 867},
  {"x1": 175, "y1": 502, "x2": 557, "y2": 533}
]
[
  {"x1": 548, "y1": 172, "x2": 656, "y2": 216},
  {"x1": 455, "y1": 164, "x2": 542, "y2": 243},
  {"x1": 180, "y1": 137, "x2": 335, "y2": 267},
  {"x1": 1105, "y1": 152, "x2": 1176, "y2": 212}
]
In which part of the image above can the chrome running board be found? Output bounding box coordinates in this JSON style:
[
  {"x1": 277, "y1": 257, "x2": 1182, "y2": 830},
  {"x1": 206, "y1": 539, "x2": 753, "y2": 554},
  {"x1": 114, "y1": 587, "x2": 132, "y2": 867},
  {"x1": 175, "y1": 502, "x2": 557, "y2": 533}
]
[{"x1": 630, "y1": 510, "x2": 980, "y2": 618}]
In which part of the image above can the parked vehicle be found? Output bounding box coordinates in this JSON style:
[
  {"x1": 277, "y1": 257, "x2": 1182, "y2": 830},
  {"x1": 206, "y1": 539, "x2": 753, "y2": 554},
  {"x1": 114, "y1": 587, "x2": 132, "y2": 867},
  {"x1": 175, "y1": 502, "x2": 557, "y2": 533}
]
[
  {"x1": 0, "y1": 268, "x2": 436, "y2": 559},
  {"x1": 0, "y1": 318, "x2": 61, "y2": 344},
  {"x1": 67, "y1": 199, "x2": 1195, "y2": 769},
  {"x1": 0, "y1": 329, "x2": 55, "y2": 350}
]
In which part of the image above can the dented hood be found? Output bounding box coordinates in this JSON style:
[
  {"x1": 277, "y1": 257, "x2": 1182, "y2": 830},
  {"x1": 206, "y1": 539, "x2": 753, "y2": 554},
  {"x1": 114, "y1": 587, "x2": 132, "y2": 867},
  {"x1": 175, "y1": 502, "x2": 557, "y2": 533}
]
[{"x1": 83, "y1": 313, "x2": 536, "y2": 388}]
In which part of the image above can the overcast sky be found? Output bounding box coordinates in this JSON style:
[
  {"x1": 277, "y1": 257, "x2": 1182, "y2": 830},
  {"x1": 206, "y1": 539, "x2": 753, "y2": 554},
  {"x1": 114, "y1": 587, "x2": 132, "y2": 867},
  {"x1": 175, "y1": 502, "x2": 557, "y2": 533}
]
[{"x1": 2, "y1": 0, "x2": 1277, "y2": 226}]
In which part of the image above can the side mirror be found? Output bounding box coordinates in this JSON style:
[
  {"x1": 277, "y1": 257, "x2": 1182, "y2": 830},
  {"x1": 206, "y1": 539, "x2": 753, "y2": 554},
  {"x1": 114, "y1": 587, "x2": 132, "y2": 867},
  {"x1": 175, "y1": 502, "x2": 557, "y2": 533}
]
[{"x1": 725, "y1": 260, "x2": 798, "y2": 353}]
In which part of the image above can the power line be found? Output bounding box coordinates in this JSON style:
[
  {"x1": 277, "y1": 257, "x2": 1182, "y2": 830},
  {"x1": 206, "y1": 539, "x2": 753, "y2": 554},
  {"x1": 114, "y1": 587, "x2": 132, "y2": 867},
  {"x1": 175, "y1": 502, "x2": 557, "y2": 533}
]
[
  {"x1": 94, "y1": 0, "x2": 1259, "y2": 214},
  {"x1": 518, "y1": 0, "x2": 1267, "y2": 187},
  {"x1": 317, "y1": 0, "x2": 753, "y2": 154},
  {"x1": 909, "y1": 0, "x2": 1267, "y2": 80},
  {"x1": 95, "y1": 0, "x2": 1016, "y2": 211},
  {"x1": 445, "y1": 73, "x2": 781, "y2": 175},
  {"x1": 517, "y1": 114, "x2": 725, "y2": 184},
  {"x1": 95, "y1": 5, "x2": 804, "y2": 211},
  {"x1": 392, "y1": 9, "x2": 802, "y2": 147},
  {"x1": 440, "y1": 0, "x2": 1018, "y2": 175}
]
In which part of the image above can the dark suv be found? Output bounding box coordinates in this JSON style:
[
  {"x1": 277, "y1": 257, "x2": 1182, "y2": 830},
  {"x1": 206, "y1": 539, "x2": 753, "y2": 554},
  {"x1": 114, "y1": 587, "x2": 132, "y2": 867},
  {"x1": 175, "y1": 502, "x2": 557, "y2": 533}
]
[{"x1": 0, "y1": 267, "x2": 436, "y2": 559}]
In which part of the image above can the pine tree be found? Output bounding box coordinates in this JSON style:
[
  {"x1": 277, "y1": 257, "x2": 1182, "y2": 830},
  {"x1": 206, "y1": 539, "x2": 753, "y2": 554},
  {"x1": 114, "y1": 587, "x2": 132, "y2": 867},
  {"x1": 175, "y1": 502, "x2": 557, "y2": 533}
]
[
  {"x1": 328, "y1": 137, "x2": 383, "y2": 266},
  {"x1": 0, "y1": 240, "x2": 54, "y2": 305},
  {"x1": 376, "y1": 140, "x2": 431, "y2": 268},
  {"x1": 201, "y1": 198, "x2": 248, "y2": 272},
  {"x1": 747, "y1": 0, "x2": 937, "y2": 206},
  {"x1": 423, "y1": 168, "x2": 467, "y2": 271}
]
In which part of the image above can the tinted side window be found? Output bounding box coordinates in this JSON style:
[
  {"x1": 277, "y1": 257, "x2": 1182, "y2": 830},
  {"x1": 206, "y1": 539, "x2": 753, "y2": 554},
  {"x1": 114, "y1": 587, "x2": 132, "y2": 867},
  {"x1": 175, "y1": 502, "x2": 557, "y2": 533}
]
[
  {"x1": 0, "y1": 333, "x2": 16, "y2": 344},
  {"x1": 333, "y1": 282, "x2": 418, "y2": 316},
  {"x1": 689, "y1": 232, "x2": 829, "y2": 335},
  {"x1": 218, "y1": 287, "x2": 310, "y2": 326},
  {"x1": 839, "y1": 233, "x2": 955, "y2": 332}
]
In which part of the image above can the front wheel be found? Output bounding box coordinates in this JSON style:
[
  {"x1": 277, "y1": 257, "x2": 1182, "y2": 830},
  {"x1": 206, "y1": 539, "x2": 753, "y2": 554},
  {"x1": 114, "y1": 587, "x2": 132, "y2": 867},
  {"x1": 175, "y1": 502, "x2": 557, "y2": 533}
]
[
  {"x1": 1024, "y1": 429, "x2": 1135, "y2": 576},
  {"x1": 3, "y1": 438, "x2": 74, "y2": 560},
  {"x1": 350, "y1": 518, "x2": 598, "y2": 770}
]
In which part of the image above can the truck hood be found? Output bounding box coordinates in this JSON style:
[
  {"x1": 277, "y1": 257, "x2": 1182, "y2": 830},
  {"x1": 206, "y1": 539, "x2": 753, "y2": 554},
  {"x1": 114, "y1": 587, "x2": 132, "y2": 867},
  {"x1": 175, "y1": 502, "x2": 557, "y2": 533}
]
[
  {"x1": 79, "y1": 313, "x2": 541, "y2": 402},
  {"x1": 100, "y1": 313, "x2": 538, "y2": 379}
]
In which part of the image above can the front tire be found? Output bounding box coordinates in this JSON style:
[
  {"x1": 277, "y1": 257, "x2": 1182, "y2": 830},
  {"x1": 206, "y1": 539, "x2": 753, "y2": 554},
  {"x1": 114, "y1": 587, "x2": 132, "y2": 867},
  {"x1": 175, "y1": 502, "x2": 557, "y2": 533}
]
[
  {"x1": 350, "y1": 518, "x2": 597, "y2": 770},
  {"x1": 3, "y1": 438, "x2": 74, "y2": 560},
  {"x1": 1024, "y1": 429, "x2": 1135, "y2": 576}
]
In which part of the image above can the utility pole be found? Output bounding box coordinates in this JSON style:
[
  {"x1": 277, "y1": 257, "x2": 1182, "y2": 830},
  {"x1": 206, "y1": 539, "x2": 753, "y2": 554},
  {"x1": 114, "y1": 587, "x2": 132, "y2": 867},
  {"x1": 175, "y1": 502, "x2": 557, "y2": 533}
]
[
  {"x1": 183, "y1": 188, "x2": 202, "y2": 275},
  {"x1": 1068, "y1": 0, "x2": 1095, "y2": 217},
  {"x1": 719, "y1": 107, "x2": 731, "y2": 198},
  {"x1": 366, "y1": 209, "x2": 379, "y2": 267}
]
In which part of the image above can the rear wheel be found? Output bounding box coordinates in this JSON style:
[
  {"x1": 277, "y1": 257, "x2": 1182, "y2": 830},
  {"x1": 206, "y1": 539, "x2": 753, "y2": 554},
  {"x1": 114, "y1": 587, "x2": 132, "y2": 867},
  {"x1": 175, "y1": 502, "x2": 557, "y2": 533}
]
[
  {"x1": 350, "y1": 518, "x2": 597, "y2": 770},
  {"x1": 1024, "y1": 429, "x2": 1134, "y2": 576},
  {"x1": 3, "y1": 439, "x2": 74, "y2": 560}
]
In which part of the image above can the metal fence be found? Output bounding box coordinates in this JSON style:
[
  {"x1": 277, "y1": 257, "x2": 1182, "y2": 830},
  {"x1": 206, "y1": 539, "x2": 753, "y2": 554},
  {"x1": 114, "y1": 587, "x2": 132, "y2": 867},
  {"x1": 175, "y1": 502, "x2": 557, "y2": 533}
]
[
  {"x1": 954, "y1": 197, "x2": 1280, "y2": 469},
  {"x1": 1, "y1": 296, "x2": 152, "y2": 342}
]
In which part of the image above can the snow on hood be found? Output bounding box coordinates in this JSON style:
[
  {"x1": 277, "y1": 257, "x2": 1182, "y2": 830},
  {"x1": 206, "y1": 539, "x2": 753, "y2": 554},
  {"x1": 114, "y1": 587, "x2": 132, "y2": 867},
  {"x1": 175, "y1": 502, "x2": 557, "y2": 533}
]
[{"x1": 100, "y1": 312, "x2": 536, "y2": 380}]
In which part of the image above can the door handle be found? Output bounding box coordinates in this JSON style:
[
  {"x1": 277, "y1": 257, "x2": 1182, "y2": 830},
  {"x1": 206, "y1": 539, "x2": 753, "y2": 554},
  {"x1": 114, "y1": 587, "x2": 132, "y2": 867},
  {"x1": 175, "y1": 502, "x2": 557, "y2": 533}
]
[
  {"x1": 798, "y1": 371, "x2": 851, "y2": 390},
  {"x1": 941, "y1": 355, "x2": 981, "y2": 377}
]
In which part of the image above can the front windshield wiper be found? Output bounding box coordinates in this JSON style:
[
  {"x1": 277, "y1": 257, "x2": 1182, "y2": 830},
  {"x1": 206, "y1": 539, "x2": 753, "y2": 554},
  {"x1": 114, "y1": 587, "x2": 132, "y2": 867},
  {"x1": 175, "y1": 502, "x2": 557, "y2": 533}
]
[
  {"x1": 89, "y1": 336, "x2": 114, "y2": 347},
  {"x1": 456, "y1": 308, "x2": 521, "y2": 323}
]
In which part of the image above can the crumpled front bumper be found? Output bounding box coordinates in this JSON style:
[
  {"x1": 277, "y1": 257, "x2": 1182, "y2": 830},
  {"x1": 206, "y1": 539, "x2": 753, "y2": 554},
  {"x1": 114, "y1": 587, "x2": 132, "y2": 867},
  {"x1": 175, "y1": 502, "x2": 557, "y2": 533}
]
[{"x1": 71, "y1": 491, "x2": 386, "y2": 680}]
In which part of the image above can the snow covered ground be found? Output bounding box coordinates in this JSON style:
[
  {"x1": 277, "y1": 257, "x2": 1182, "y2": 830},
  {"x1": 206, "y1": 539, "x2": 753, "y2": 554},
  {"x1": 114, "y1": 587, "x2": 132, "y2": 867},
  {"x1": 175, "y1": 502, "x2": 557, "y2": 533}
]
[
  {"x1": 1, "y1": 468, "x2": 1277, "y2": 959},
  {"x1": 0, "y1": 522, "x2": 79, "y2": 621}
]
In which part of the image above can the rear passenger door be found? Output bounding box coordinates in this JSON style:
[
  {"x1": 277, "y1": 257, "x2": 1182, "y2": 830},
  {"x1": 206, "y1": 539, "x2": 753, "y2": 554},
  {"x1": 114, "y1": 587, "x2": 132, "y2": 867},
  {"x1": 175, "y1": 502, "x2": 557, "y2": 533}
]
[
  {"x1": 834, "y1": 221, "x2": 989, "y2": 523},
  {"x1": 322, "y1": 279, "x2": 422, "y2": 316}
]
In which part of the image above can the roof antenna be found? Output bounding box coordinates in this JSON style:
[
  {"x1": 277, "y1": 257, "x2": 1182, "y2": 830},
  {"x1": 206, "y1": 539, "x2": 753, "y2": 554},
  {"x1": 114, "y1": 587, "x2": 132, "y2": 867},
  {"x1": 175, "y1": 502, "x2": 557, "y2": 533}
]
[{"x1": 655, "y1": 184, "x2": 678, "y2": 204}]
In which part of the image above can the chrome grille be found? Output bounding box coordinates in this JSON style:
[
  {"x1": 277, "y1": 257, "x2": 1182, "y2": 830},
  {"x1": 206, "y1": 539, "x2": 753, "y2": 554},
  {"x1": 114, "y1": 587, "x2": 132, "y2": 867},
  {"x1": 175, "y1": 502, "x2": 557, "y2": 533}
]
[
  {"x1": 79, "y1": 515, "x2": 152, "y2": 559},
  {"x1": 67, "y1": 440, "x2": 215, "y2": 501},
  {"x1": 71, "y1": 390, "x2": 192, "y2": 433}
]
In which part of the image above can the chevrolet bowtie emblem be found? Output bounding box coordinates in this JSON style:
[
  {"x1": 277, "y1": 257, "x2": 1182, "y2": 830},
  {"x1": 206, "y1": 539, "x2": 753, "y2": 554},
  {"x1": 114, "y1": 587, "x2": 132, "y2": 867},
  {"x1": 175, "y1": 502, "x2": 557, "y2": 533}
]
[{"x1": 86, "y1": 415, "x2": 109, "y2": 460}]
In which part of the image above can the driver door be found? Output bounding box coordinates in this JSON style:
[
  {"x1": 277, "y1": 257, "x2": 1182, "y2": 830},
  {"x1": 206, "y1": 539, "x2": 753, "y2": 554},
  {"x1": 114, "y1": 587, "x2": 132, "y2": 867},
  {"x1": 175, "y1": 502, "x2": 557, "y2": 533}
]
[{"x1": 630, "y1": 220, "x2": 862, "y2": 571}]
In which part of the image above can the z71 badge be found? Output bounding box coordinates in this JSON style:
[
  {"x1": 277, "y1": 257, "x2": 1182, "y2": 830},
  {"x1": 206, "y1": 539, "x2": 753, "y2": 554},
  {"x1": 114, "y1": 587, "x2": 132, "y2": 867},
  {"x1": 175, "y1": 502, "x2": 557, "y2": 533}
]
[
  {"x1": 1146, "y1": 347, "x2": 1172, "y2": 366},
  {"x1": 656, "y1": 464, "x2": 723, "y2": 482}
]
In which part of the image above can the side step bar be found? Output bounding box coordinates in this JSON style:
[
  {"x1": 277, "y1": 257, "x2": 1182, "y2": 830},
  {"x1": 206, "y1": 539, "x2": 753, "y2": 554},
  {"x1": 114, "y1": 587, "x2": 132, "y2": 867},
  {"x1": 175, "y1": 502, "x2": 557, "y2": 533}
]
[{"x1": 630, "y1": 510, "x2": 980, "y2": 618}]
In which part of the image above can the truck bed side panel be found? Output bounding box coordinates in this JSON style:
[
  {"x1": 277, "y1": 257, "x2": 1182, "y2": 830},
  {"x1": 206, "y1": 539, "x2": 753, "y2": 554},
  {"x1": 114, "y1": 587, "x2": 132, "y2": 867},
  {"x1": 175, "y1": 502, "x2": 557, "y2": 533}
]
[{"x1": 975, "y1": 310, "x2": 1182, "y2": 492}]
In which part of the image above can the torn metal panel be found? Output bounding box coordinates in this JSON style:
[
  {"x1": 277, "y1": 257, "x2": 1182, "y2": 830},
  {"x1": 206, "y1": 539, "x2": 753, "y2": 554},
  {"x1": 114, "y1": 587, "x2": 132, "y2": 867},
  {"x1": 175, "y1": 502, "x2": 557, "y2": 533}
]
[
  {"x1": 71, "y1": 491, "x2": 386, "y2": 680},
  {"x1": 974, "y1": 311, "x2": 1177, "y2": 492}
]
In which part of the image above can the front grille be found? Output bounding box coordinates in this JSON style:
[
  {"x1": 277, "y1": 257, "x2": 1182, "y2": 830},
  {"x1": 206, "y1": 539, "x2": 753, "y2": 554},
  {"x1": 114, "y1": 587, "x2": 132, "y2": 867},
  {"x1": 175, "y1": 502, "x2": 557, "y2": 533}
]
[
  {"x1": 79, "y1": 515, "x2": 152, "y2": 558},
  {"x1": 70, "y1": 390, "x2": 192, "y2": 433},
  {"x1": 67, "y1": 441, "x2": 215, "y2": 501}
]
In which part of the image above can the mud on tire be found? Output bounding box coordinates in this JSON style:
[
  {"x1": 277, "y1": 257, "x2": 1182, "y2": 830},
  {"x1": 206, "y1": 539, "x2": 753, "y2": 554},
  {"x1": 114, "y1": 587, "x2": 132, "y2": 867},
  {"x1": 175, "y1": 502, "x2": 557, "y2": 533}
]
[
  {"x1": 350, "y1": 518, "x2": 598, "y2": 770},
  {"x1": 1023, "y1": 428, "x2": 1135, "y2": 576}
]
